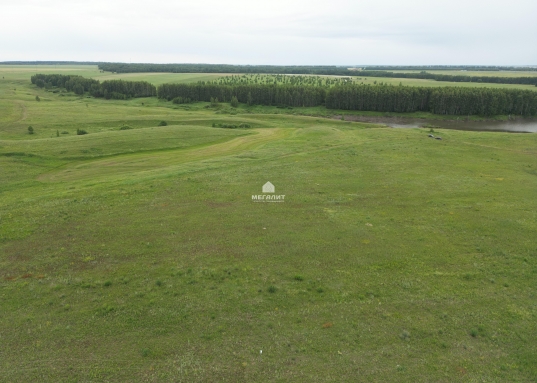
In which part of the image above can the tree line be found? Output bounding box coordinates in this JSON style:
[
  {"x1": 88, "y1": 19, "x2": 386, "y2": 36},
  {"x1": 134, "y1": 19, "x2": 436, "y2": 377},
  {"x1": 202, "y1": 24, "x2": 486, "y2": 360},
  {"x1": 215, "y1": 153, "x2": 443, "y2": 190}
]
[
  {"x1": 356, "y1": 71, "x2": 537, "y2": 86},
  {"x1": 158, "y1": 82, "x2": 537, "y2": 116},
  {"x1": 31, "y1": 74, "x2": 156, "y2": 99},
  {"x1": 326, "y1": 86, "x2": 537, "y2": 116},
  {"x1": 31, "y1": 73, "x2": 537, "y2": 116},
  {"x1": 362, "y1": 66, "x2": 537, "y2": 72},
  {"x1": 97, "y1": 63, "x2": 537, "y2": 86}
]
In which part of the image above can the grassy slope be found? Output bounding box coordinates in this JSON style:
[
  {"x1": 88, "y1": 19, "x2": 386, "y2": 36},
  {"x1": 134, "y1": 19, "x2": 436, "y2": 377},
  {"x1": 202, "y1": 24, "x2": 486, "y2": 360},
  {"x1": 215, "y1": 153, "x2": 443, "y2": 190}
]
[{"x1": 1, "y1": 68, "x2": 537, "y2": 382}]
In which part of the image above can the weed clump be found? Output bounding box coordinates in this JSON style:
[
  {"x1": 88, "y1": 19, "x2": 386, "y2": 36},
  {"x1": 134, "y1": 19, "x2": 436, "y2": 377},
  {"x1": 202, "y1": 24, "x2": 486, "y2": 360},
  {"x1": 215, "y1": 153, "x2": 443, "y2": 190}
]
[
  {"x1": 294, "y1": 275, "x2": 304, "y2": 281},
  {"x1": 76, "y1": 128, "x2": 88, "y2": 135},
  {"x1": 267, "y1": 285, "x2": 277, "y2": 293},
  {"x1": 213, "y1": 123, "x2": 251, "y2": 129},
  {"x1": 400, "y1": 330, "x2": 410, "y2": 341},
  {"x1": 28, "y1": 126, "x2": 34, "y2": 135},
  {"x1": 158, "y1": 121, "x2": 167, "y2": 126},
  {"x1": 119, "y1": 125, "x2": 132, "y2": 130}
]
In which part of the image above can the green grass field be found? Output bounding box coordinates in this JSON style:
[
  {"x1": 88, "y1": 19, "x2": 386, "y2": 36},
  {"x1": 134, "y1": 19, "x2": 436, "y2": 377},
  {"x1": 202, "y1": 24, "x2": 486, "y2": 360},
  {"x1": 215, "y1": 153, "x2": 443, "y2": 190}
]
[{"x1": 1, "y1": 66, "x2": 537, "y2": 382}]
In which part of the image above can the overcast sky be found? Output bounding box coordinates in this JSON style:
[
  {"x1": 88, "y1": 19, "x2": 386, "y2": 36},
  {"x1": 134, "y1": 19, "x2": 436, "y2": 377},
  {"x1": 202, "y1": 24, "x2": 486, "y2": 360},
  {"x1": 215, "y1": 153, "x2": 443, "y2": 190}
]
[{"x1": 2, "y1": 0, "x2": 536, "y2": 65}]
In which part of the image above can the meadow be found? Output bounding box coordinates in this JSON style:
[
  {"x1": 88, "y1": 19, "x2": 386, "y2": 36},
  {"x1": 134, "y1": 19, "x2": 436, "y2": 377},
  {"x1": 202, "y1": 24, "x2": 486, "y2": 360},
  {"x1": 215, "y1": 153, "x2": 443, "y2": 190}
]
[{"x1": 1, "y1": 66, "x2": 537, "y2": 382}]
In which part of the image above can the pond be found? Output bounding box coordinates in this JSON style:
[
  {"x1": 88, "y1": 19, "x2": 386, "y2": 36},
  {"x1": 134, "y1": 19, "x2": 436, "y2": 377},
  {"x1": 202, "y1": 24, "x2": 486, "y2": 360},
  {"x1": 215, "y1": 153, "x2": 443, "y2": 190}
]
[{"x1": 338, "y1": 115, "x2": 537, "y2": 133}]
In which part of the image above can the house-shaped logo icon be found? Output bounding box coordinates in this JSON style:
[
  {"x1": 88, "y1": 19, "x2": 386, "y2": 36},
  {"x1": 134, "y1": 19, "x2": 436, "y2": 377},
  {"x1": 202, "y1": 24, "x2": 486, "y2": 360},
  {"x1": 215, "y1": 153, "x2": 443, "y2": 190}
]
[{"x1": 262, "y1": 181, "x2": 275, "y2": 193}]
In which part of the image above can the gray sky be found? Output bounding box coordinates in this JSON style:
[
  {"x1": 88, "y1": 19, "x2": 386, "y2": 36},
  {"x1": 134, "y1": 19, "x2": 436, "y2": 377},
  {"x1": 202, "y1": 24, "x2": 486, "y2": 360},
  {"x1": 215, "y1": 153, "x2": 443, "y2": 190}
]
[{"x1": 2, "y1": 0, "x2": 536, "y2": 65}]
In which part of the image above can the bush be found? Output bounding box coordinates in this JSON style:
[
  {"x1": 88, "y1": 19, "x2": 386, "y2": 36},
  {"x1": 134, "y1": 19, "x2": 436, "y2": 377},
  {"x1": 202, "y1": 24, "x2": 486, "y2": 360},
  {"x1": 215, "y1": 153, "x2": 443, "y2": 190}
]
[
  {"x1": 172, "y1": 96, "x2": 192, "y2": 104},
  {"x1": 267, "y1": 285, "x2": 277, "y2": 293},
  {"x1": 158, "y1": 121, "x2": 167, "y2": 126},
  {"x1": 35, "y1": 95, "x2": 40, "y2": 101},
  {"x1": 61, "y1": 131, "x2": 69, "y2": 134},
  {"x1": 27, "y1": 126, "x2": 34, "y2": 134},
  {"x1": 76, "y1": 128, "x2": 88, "y2": 135},
  {"x1": 119, "y1": 125, "x2": 132, "y2": 130},
  {"x1": 230, "y1": 96, "x2": 239, "y2": 108}
]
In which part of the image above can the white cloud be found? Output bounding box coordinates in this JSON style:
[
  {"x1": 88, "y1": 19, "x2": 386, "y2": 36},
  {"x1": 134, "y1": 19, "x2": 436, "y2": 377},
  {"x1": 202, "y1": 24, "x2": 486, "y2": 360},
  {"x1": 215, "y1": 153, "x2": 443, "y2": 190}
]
[{"x1": 1, "y1": 0, "x2": 536, "y2": 64}]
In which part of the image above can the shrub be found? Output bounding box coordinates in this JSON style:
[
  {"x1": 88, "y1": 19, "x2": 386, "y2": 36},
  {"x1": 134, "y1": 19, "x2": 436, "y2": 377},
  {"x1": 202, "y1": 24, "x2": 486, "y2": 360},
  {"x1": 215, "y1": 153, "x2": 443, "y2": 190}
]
[
  {"x1": 294, "y1": 275, "x2": 304, "y2": 281},
  {"x1": 230, "y1": 96, "x2": 239, "y2": 108},
  {"x1": 158, "y1": 121, "x2": 167, "y2": 126},
  {"x1": 35, "y1": 95, "x2": 40, "y2": 101},
  {"x1": 56, "y1": 130, "x2": 59, "y2": 137},
  {"x1": 27, "y1": 126, "x2": 34, "y2": 134},
  {"x1": 210, "y1": 97, "x2": 219, "y2": 107},
  {"x1": 76, "y1": 128, "x2": 88, "y2": 135},
  {"x1": 172, "y1": 96, "x2": 192, "y2": 104},
  {"x1": 61, "y1": 131, "x2": 69, "y2": 134},
  {"x1": 238, "y1": 123, "x2": 251, "y2": 129},
  {"x1": 267, "y1": 285, "x2": 277, "y2": 293},
  {"x1": 119, "y1": 125, "x2": 132, "y2": 130}
]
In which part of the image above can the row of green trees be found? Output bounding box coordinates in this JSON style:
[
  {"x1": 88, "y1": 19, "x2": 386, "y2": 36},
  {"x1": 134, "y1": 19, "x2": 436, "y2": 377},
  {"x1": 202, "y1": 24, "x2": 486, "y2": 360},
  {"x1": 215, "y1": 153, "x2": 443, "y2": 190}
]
[
  {"x1": 31, "y1": 74, "x2": 99, "y2": 95},
  {"x1": 90, "y1": 80, "x2": 156, "y2": 99},
  {"x1": 356, "y1": 71, "x2": 537, "y2": 86},
  {"x1": 158, "y1": 83, "x2": 326, "y2": 107},
  {"x1": 362, "y1": 66, "x2": 537, "y2": 72},
  {"x1": 326, "y1": 86, "x2": 537, "y2": 116},
  {"x1": 31, "y1": 74, "x2": 156, "y2": 99},
  {"x1": 158, "y1": 82, "x2": 537, "y2": 116}
]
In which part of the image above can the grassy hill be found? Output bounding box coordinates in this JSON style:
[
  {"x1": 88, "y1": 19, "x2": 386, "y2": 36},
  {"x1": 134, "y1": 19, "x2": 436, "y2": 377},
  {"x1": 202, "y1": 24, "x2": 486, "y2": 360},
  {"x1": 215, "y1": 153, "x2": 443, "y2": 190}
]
[{"x1": 1, "y1": 66, "x2": 536, "y2": 382}]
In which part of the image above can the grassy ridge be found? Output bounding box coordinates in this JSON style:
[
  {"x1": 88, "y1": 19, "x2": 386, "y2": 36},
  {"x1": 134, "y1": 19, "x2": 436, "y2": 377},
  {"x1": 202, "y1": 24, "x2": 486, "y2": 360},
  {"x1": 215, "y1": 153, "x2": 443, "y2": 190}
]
[{"x1": 1, "y1": 66, "x2": 537, "y2": 382}]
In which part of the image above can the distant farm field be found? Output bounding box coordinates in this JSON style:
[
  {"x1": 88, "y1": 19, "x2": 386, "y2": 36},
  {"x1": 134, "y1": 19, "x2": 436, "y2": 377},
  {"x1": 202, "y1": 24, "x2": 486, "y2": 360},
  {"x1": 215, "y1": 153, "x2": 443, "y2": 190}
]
[{"x1": 1, "y1": 66, "x2": 537, "y2": 382}]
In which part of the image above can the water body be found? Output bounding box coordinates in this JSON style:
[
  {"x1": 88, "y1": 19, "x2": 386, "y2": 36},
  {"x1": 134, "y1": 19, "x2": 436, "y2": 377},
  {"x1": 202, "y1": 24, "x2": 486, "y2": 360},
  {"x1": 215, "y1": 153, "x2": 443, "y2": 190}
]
[{"x1": 384, "y1": 118, "x2": 537, "y2": 133}]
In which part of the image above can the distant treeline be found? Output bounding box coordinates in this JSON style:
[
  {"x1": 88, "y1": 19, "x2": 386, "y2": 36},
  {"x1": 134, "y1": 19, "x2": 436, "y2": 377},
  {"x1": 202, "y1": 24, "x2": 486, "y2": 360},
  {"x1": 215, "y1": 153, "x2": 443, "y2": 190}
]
[
  {"x1": 357, "y1": 71, "x2": 537, "y2": 86},
  {"x1": 1, "y1": 61, "x2": 103, "y2": 65},
  {"x1": 97, "y1": 63, "x2": 537, "y2": 86},
  {"x1": 158, "y1": 83, "x2": 537, "y2": 116},
  {"x1": 31, "y1": 74, "x2": 156, "y2": 99},
  {"x1": 362, "y1": 66, "x2": 537, "y2": 72},
  {"x1": 98, "y1": 63, "x2": 351, "y2": 75}
]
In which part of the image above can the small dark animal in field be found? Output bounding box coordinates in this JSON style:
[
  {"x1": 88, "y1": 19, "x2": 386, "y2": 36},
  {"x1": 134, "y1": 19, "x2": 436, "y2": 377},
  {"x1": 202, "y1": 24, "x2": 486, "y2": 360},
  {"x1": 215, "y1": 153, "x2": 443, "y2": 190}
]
[
  {"x1": 428, "y1": 134, "x2": 434, "y2": 138},
  {"x1": 435, "y1": 137, "x2": 442, "y2": 140}
]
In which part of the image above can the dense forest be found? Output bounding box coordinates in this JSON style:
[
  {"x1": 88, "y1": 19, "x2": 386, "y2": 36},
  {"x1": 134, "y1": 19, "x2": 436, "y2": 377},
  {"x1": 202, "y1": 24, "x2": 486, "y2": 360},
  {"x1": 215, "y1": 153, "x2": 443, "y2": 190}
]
[
  {"x1": 97, "y1": 63, "x2": 537, "y2": 86},
  {"x1": 30, "y1": 74, "x2": 156, "y2": 99},
  {"x1": 158, "y1": 82, "x2": 537, "y2": 116}
]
